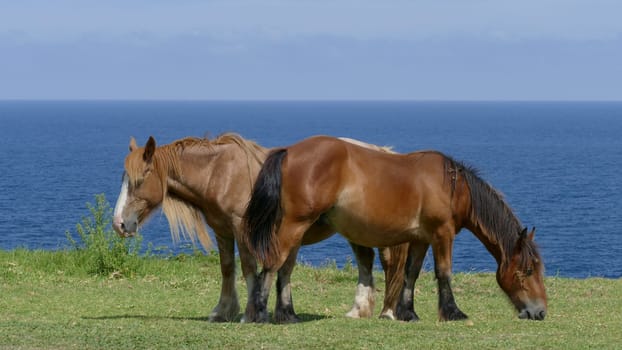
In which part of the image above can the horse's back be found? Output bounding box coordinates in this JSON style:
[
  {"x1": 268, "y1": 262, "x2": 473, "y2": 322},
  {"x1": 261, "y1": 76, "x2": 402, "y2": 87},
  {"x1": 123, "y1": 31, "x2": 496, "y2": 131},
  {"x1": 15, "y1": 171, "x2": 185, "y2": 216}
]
[
  {"x1": 281, "y1": 136, "x2": 455, "y2": 246},
  {"x1": 336, "y1": 147, "x2": 453, "y2": 244}
]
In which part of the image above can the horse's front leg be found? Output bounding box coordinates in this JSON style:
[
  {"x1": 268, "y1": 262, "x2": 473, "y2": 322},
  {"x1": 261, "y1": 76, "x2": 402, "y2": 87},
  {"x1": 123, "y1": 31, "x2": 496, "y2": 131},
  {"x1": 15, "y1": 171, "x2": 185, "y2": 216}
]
[
  {"x1": 396, "y1": 240, "x2": 429, "y2": 321},
  {"x1": 432, "y1": 230, "x2": 468, "y2": 321},
  {"x1": 209, "y1": 233, "x2": 240, "y2": 322},
  {"x1": 274, "y1": 245, "x2": 301, "y2": 323},
  {"x1": 345, "y1": 242, "x2": 375, "y2": 318}
]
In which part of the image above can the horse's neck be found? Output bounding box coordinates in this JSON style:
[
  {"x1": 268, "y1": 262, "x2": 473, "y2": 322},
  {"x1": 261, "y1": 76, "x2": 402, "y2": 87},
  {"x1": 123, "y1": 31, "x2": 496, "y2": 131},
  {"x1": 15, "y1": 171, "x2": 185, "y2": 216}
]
[
  {"x1": 165, "y1": 143, "x2": 267, "y2": 207},
  {"x1": 466, "y1": 223, "x2": 505, "y2": 266},
  {"x1": 457, "y1": 170, "x2": 522, "y2": 270}
]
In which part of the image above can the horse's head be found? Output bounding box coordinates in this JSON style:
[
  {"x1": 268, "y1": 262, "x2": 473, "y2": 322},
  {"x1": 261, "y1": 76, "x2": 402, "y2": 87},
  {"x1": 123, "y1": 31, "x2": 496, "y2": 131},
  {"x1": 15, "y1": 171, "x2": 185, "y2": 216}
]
[
  {"x1": 113, "y1": 136, "x2": 163, "y2": 237},
  {"x1": 496, "y1": 227, "x2": 547, "y2": 320}
]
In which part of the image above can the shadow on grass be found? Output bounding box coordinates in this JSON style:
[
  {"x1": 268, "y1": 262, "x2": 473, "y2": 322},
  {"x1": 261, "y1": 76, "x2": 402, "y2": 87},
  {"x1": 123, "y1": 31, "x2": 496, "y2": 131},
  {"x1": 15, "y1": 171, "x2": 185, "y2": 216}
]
[{"x1": 83, "y1": 313, "x2": 329, "y2": 324}]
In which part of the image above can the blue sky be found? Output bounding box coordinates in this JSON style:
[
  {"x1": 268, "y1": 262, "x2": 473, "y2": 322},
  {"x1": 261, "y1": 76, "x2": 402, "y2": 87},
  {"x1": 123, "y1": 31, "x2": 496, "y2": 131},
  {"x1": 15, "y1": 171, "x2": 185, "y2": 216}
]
[{"x1": 1, "y1": 0, "x2": 621, "y2": 100}]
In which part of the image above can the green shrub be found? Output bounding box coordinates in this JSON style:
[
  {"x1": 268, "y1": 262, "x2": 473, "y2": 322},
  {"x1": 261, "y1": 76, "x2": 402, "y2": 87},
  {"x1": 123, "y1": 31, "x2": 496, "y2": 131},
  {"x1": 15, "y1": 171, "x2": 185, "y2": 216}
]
[{"x1": 66, "y1": 194, "x2": 145, "y2": 277}]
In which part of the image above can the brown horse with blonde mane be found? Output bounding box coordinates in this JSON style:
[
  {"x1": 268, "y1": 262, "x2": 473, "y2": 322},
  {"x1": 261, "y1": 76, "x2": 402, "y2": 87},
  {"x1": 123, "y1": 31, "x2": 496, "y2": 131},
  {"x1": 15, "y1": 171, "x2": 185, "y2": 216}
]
[
  {"x1": 243, "y1": 135, "x2": 547, "y2": 323},
  {"x1": 112, "y1": 133, "x2": 408, "y2": 323}
]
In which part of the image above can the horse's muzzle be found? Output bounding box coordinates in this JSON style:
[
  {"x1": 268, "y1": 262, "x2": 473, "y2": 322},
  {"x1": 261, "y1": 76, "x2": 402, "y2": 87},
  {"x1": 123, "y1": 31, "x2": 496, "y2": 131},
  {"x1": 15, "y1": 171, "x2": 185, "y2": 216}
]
[
  {"x1": 113, "y1": 217, "x2": 136, "y2": 238},
  {"x1": 518, "y1": 307, "x2": 546, "y2": 321}
]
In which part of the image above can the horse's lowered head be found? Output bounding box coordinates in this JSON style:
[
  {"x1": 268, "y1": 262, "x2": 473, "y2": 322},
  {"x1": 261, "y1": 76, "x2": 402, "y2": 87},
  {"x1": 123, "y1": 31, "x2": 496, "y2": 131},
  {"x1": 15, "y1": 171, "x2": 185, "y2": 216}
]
[
  {"x1": 113, "y1": 136, "x2": 163, "y2": 237},
  {"x1": 496, "y1": 227, "x2": 547, "y2": 320}
]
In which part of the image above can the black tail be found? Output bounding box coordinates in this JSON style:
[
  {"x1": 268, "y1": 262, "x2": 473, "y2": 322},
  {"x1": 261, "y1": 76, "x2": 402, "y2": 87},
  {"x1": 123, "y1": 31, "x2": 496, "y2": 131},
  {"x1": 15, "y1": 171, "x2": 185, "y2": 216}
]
[{"x1": 243, "y1": 148, "x2": 287, "y2": 266}]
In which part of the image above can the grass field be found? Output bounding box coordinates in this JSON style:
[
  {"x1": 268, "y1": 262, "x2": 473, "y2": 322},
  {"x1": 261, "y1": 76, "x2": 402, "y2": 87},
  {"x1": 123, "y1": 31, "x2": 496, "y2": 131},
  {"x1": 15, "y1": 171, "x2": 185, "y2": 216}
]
[{"x1": 1, "y1": 249, "x2": 621, "y2": 349}]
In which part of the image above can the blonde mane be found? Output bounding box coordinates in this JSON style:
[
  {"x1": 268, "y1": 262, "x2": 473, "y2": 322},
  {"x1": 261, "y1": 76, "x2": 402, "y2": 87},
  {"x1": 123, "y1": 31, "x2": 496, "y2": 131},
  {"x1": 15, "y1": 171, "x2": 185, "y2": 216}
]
[{"x1": 126, "y1": 133, "x2": 267, "y2": 251}]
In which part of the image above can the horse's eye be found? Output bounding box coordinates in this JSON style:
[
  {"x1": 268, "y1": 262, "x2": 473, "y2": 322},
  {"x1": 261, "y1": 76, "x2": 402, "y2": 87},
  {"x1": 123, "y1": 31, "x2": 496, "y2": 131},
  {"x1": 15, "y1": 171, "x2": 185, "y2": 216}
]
[
  {"x1": 525, "y1": 268, "x2": 533, "y2": 276},
  {"x1": 130, "y1": 178, "x2": 143, "y2": 188}
]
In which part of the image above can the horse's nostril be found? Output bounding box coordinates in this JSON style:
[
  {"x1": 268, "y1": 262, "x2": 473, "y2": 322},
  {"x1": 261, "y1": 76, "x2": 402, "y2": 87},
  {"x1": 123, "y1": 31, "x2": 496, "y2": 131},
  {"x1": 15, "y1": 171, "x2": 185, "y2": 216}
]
[
  {"x1": 121, "y1": 222, "x2": 126, "y2": 230},
  {"x1": 538, "y1": 310, "x2": 546, "y2": 320}
]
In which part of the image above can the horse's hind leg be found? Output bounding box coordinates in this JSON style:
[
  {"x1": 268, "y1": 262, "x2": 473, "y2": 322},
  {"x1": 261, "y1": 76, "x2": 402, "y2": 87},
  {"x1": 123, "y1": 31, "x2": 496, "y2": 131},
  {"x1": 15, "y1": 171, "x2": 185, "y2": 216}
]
[
  {"x1": 245, "y1": 219, "x2": 310, "y2": 323},
  {"x1": 345, "y1": 243, "x2": 375, "y2": 319},
  {"x1": 209, "y1": 233, "x2": 240, "y2": 322},
  {"x1": 274, "y1": 245, "x2": 302, "y2": 323},
  {"x1": 378, "y1": 243, "x2": 408, "y2": 320},
  {"x1": 396, "y1": 240, "x2": 429, "y2": 321},
  {"x1": 431, "y1": 228, "x2": 468, "y2": 321},
  {"x1": 245, "y1": 267, "x2": 277, "y2": 323},
  {"x1": 237, "y1": 235, "x2": 258, "y2": 323}
]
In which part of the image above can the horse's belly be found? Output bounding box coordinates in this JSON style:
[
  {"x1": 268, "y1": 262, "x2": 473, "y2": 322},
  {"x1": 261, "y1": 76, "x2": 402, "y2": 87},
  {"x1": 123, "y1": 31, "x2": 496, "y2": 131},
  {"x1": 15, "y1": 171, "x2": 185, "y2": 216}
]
[{"x1": 324, "y1": 207, "x2": 424, "y2": 247}]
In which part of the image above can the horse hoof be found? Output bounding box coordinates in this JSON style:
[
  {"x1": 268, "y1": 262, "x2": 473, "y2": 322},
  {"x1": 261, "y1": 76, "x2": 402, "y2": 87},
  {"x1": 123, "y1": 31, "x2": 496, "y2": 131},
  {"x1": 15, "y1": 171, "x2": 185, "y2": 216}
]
[
  {"x1": 396, "y1": 310, "x2": 420, "y2": 322},
  {"x1": 346, "y1": 307, "x2": 373, "y2": 319},
  {"x1": 209, "y1": 309, "x2": 239, "y2": 323},
  {"x1": 441, "y1": 309, "x2": 468, "y2": 321},
  {"x1": 274, "y1": 312, "x2": 301, "y2": 324},
  {"x1": 378, "y1": 309, "x2": 396, "y2": 321},
  {"x1": 279, "y1": 317, "x2": 300, "y2": 324},
  {"x1": 242, "y1": 311, "x2": 270, "y2": 323},
  {"x1": 345, "y1": 310, "x2": 361, "y2": 319},
  {"x1": 406, "y1": 315, "x2": 421, "y2": 322},
  {"x1": 208, "y1": 315, "x2": 229, "y2": 323}
]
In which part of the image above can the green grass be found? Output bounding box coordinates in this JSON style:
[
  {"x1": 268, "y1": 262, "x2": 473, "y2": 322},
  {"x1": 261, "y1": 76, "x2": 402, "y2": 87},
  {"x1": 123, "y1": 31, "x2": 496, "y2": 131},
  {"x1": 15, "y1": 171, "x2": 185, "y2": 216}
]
[
  {"x1": 2, "y1": 195, "x2": 619, "y2": 349},
  {"x1": 1, "y1": 249, "x2": 621, "y2": 350}
]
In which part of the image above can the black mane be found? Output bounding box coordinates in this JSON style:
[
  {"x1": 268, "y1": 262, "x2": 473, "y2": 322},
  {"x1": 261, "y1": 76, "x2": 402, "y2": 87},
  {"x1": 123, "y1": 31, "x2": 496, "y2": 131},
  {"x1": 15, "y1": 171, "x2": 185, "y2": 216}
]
[{"x1": 445, "y1": 156, "x2": 540, "y2": 269}]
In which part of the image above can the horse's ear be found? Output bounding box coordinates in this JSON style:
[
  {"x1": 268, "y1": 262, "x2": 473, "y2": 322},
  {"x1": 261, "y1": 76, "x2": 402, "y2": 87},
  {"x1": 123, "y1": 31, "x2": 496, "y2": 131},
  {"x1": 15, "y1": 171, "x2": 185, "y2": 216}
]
[
  {"x1": 516, "y1": 227, "x2": 529, "y2": 248},
  {"x1": 129, "y1": 137, "x2": 138, "y2": 152},
  {"x1": 529, "y1": 227, "x2": 536, "y2": 241},
  {"x1": 143, "y1": 136, "x2": 156, "y2": 162}
]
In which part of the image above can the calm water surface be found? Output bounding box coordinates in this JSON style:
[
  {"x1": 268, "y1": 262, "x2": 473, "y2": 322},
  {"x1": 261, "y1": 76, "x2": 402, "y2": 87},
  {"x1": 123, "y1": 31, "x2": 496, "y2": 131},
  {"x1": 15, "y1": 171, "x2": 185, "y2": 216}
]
[{"x1": 0, "y1": 101, "x2": 620, "y2": 278}]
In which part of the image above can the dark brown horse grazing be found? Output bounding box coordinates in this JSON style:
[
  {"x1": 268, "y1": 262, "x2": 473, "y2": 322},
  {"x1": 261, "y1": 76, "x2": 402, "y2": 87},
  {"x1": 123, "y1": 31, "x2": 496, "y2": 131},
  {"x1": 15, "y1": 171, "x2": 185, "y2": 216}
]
[
  {"x1": 112, "y1": 133, "x2": 407, "y2": 323},
  {"x1": 243, "y1": 135, "x2": 547, "y2": 323}
]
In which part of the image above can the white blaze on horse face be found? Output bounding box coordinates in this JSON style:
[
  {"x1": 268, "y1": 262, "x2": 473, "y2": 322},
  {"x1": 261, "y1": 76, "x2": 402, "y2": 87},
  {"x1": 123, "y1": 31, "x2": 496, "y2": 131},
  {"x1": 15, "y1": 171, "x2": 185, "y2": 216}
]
[{"x1": 113, "y1": 173, "x2": 130, "y2": 235}]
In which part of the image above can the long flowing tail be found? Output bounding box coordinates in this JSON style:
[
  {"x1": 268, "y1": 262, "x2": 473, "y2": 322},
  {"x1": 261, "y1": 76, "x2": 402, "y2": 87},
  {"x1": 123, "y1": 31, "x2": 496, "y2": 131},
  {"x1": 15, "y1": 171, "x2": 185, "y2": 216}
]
[{"x1": 243, "y1": 148, "x2": 287, "y2": 266}]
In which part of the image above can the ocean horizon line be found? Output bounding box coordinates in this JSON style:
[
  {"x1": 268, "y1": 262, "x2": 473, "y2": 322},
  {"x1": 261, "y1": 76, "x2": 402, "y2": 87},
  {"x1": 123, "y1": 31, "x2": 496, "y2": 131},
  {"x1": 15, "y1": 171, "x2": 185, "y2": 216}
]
[{"x1": 1, "y1": 99, "x2": 622, "y2": 104}]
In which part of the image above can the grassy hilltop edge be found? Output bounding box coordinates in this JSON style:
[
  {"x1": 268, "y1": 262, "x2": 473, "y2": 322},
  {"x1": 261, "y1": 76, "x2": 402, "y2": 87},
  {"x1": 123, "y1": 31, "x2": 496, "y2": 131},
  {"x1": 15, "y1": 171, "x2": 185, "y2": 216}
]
[
  {"x1": 2, "y1": 195, "x2": 620, "y2": 349},
  {"x1": 1, "y1": 248, "x2": 621, "y2": 350}
]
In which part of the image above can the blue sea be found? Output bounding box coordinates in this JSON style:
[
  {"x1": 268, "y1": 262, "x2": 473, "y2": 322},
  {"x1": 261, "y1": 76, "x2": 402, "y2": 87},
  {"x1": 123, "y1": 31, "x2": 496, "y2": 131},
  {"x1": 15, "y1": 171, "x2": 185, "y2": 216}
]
[{"x1": 1, "y1": 101, "x2": 620, "y2": 278}]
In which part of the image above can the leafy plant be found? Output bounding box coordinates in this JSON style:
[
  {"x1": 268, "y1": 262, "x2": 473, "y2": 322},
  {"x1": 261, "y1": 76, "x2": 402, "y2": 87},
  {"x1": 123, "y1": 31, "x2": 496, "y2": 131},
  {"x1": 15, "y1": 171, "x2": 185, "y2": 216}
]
[{"x1": 66, "y1": 194, "x2": 145, "y2": 277}]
